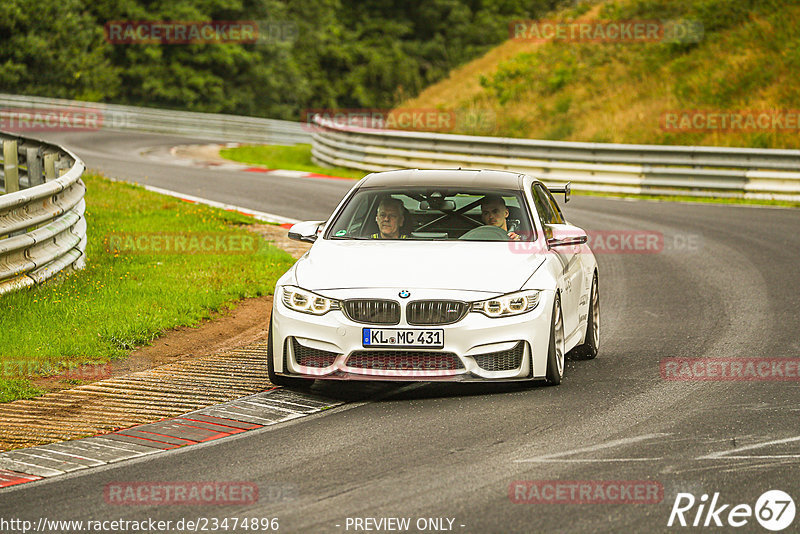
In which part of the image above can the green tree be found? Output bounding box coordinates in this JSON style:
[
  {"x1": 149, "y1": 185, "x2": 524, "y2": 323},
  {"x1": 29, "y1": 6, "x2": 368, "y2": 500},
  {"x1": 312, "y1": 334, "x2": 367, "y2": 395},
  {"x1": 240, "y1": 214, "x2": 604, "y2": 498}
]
[{"x1": 0, "y1": 0, "x2": 119, "y2": 101}]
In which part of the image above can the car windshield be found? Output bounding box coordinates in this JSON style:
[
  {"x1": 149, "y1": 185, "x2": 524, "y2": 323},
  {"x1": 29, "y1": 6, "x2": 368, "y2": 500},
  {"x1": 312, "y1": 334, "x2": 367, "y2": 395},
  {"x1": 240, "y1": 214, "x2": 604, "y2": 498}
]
[{"x1": 326, "y1": 187, "x2": 536, "y2": 241}]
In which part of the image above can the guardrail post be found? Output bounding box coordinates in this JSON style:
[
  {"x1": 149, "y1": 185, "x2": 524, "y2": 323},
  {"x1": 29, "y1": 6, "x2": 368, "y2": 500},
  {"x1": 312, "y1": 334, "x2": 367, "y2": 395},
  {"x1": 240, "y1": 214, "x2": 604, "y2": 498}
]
[
  {"x1": 26, "y1": 146, "x2": 44, "y2": 186},
  {"x1": 3, "y1": 140, "x2": 19, "y2": 194},
  {"x1": 43, "y1": 153, "x2": 57, "y2": 181},
  {"x1": 56, "y1": 159, "x2": 70, "y2": 176}
]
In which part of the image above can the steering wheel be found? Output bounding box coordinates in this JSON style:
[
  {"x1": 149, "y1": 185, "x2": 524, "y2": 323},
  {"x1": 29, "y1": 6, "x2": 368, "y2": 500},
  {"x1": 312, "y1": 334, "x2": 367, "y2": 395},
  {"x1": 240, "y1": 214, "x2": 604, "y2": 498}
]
[{"x1": 459, "y1": 225, "x2": 511, "y2": 241}]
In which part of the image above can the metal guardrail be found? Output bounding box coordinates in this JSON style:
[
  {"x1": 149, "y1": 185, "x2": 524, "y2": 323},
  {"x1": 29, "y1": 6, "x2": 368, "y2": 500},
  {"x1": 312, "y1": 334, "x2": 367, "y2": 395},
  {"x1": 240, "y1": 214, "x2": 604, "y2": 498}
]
[
  {"x1": 0, "y1": 93, "x2": 311, "y2": 145},
  {"x1": 311, "y1": 118, "x2": 800, "y2": 201},
  {"x1": 0, "y1": 132, "x2": 86, "y2": 295}
]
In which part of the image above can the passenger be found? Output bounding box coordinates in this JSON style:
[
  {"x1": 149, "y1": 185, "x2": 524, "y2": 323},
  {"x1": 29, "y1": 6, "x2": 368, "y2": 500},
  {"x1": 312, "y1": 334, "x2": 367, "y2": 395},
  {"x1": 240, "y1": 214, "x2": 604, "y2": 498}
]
[
  {"x1": 371, "y1": 197, "x2": 409, "y2": 239},
  {"x1": 480, "y1": 195, "x2": 520, "y2": 240}
]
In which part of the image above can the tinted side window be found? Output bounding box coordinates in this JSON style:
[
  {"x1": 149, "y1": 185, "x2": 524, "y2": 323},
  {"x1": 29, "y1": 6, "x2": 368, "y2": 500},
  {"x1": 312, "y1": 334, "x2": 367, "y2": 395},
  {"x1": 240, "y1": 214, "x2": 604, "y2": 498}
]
[
  {"x1": 543, "y1": 186, "x2": 565, "y2": 223},
  {"x1": 532, "y1": 184, "x2": 555, "y2": 225},
  {"x1": 533, "y1": 184, "x2": 564, "y2": 224}
]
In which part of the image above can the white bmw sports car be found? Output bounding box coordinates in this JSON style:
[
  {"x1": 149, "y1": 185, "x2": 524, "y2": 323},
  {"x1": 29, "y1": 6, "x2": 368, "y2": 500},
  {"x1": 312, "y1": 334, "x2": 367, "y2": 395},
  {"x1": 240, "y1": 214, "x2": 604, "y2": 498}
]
[{"x1": 268, "y1": 169, "x2": 598, "y2": 387}]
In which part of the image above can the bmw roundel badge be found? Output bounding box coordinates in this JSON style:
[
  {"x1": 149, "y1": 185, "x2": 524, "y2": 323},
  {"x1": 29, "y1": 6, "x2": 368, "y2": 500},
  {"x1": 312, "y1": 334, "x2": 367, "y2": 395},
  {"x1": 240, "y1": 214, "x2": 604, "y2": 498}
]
[{"x1": 399, "y1": 290, "x2": 410, "y2": 298}]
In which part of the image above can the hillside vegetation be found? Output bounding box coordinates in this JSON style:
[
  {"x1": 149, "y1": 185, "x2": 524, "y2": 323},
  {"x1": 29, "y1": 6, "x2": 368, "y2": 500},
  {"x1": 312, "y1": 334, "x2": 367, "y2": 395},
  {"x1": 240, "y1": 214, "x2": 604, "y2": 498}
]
[
  {"x1": 401, "y1": 0, "x2": 800, "y2": 148},
  {"x1": 0, "y1": 0, "x2": 564, "y2": 120}
]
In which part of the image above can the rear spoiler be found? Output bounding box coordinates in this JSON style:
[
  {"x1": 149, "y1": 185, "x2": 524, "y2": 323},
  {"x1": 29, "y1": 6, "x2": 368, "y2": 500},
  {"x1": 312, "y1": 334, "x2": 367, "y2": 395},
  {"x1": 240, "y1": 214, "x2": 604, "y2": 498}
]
[{"x1": 549, "y1": 182, "x2": 571, "y2": 203}]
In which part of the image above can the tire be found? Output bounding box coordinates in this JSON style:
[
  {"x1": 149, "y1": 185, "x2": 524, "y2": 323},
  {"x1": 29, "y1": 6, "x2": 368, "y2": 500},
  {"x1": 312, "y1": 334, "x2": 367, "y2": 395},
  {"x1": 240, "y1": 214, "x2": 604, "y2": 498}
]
[
  {"x1": 267, "y1": 317, "x2": 314, "y2": 389},
  {"x1": 545, "y1": 293, "x2": 565, "y2": 385},
  {"x1": 572, "y1": 273, "x2": 599, "y2": 360}
]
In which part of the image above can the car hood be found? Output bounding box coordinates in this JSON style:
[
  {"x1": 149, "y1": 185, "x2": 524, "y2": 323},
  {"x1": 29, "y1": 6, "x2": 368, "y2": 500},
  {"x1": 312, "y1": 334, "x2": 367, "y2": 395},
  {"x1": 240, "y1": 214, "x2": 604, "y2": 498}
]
[{"x1": 294, "y1": 240, "x2": 546, "y2": 294}]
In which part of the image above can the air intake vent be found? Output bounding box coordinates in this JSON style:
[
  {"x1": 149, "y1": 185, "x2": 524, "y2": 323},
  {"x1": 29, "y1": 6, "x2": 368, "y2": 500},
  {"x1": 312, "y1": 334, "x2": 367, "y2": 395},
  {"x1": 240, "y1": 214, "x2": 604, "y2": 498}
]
[
  {"x1": 291, "y1": 338, "x2": 338, "y2": 368},
  {"x1": 473, "y1": 342, "x2": 525, "y2": 371},
  {"x1": 346, "y1": 351, "x2": 464, "y2": 371}
]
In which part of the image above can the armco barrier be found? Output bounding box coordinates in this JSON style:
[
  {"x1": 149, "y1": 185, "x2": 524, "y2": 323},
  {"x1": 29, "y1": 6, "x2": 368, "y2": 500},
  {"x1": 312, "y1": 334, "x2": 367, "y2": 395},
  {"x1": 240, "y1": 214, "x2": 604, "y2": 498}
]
[
  {"x1": 0, "y1": 93, "x2": 311, "y2": 145},
  {"x1": 310, "y1": 117, "x2": 800, "y2": 201},
  {"x1": 0, "y1": 132, "x2": 86, "y2": 295}
]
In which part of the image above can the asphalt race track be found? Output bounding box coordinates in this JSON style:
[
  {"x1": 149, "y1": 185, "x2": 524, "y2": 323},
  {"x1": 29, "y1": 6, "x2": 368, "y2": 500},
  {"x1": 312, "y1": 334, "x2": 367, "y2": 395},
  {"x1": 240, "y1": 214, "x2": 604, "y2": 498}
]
[
  {"x1": 37, "y1": 130, "x2": 349, "y2": 221},
  {"x1": 2, "y1": 130, "x2": 799, "y2": 533}
]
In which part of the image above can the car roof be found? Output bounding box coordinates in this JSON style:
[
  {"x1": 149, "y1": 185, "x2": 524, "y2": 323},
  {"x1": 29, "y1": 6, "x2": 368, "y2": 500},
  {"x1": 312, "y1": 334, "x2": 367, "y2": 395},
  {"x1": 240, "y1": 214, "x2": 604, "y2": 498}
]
[{"x1": 360, "y1": 169, "x2": 525, "y2": 189}]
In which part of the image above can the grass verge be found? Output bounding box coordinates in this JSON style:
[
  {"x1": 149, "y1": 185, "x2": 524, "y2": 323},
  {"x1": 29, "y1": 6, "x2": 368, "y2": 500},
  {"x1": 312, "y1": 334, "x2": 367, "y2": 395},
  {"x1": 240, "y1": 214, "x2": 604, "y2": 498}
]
[
  {"x1": 0, "y1": 173, "x2": 296, "y2": 402},
  {"x1": 220, "y1": 143, "x2": 366, "y2": 180}
]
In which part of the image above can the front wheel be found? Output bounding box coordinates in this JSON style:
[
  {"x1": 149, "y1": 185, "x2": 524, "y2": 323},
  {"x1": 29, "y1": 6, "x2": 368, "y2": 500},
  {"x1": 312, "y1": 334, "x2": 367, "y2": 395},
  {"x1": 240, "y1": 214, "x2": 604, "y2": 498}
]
[
  {"x1": 267, "y1": 316, "x2": 314, "y2": 389},
  {"x1": 545, "y1": 293, "x2": 565, "y2": 385}
]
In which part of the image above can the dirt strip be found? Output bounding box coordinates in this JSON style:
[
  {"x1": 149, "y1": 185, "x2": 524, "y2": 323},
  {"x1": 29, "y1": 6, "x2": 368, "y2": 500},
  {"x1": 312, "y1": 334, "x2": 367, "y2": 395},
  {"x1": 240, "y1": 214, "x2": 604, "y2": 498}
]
[
  {"x1": 0, "y1": 224, "x2": 311, "y2": 451},
  {"x1": 170, "y1": 143, "x2": 241, "y2": 167}
]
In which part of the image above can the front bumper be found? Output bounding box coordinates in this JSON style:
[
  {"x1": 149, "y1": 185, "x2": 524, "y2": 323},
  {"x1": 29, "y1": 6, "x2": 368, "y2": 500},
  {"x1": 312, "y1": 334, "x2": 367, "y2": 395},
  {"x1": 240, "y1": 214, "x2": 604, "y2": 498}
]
[{"x1": 270, "y1": 289, "x2": 555, "y2": 382}]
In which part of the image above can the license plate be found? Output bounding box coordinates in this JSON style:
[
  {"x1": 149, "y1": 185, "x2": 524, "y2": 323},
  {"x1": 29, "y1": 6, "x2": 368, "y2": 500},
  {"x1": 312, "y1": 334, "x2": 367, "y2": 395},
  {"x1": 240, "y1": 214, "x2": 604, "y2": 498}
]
[{"x1": 362, "y1": 328, "x2": 444, "y2": 348}]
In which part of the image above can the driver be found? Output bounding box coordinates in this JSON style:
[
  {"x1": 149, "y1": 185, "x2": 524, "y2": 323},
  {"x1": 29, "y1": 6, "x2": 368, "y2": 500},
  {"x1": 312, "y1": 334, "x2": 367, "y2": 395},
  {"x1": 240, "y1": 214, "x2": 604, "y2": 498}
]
[
  {"x1": 480, "y1": 195, "x2": 520, "y2": 240},
  {"x1": 371, "y1": 197, "x2": 408, "y2": 239}
]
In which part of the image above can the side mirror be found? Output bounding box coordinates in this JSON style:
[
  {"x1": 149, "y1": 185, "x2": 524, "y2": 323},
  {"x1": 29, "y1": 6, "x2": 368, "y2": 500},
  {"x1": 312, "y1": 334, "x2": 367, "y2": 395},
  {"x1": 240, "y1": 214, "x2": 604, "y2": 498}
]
[
  {"x1": 546, "y1": 224, "x2": 587, "y2": 248},
  {"x1": 288, "y1": 220, "x2": 325, "y2": 243}
]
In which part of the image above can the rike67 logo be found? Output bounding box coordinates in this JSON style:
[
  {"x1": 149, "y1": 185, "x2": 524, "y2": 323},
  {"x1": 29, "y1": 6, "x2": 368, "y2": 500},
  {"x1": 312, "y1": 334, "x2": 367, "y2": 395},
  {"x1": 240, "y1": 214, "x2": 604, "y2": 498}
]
[{"x1": 668, "y1": 490, "x2": 796, "y2": 531}]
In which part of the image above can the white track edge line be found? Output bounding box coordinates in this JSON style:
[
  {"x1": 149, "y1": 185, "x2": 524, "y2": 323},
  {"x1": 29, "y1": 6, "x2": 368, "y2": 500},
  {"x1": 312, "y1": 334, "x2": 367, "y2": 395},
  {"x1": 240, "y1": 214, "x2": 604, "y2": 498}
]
[{"x1": 140, "y1": 184, "x2": 300, "y2": 224}]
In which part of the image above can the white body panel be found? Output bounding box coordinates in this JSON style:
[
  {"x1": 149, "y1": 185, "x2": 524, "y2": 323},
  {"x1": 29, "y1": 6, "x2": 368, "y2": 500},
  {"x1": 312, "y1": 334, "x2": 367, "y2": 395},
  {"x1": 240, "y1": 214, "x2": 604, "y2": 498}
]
[{"x1": 270, "y1": 170, "x2": 597, "y2": 383}]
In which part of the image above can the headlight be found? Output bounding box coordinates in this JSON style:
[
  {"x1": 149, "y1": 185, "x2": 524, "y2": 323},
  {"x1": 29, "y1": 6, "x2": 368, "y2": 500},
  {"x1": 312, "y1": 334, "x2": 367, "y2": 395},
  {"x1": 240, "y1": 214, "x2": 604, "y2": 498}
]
[
  {"x1": 281, "y1": 286, "x2": 340, "y2": 315},
  {"x1": 472, "y1": 290, "x2": 541, "y2": 318}
]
